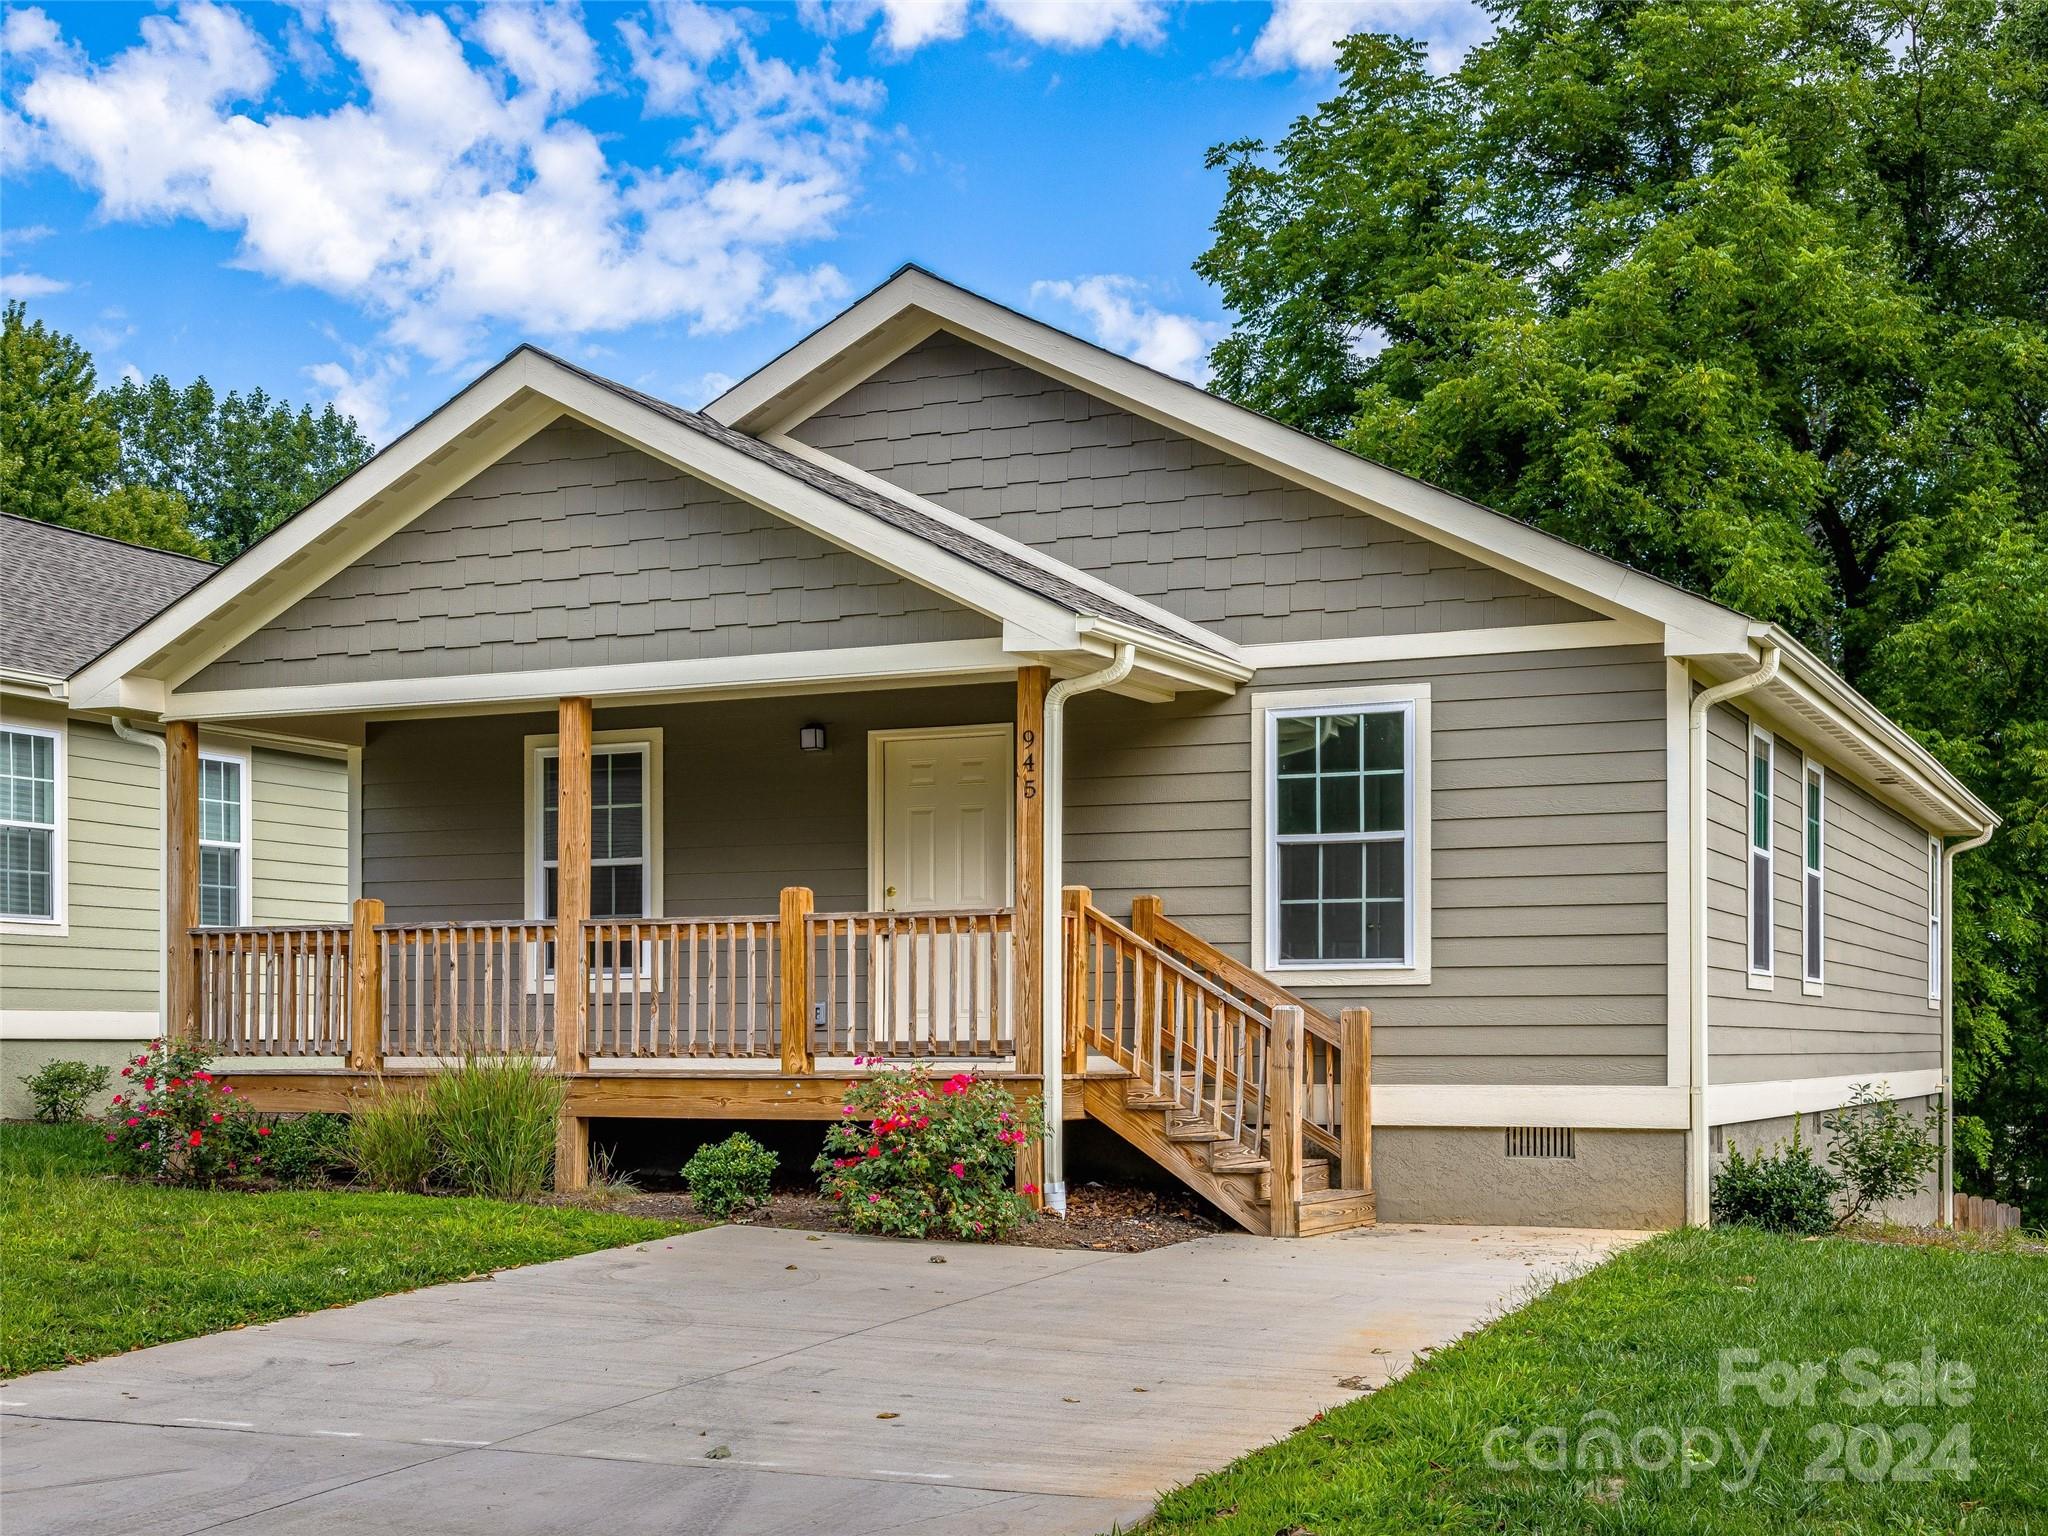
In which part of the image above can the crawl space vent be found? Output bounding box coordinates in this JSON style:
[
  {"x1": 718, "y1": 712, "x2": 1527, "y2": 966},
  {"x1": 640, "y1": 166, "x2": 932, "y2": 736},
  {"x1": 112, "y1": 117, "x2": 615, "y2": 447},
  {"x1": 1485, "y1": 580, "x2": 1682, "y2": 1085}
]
[{"x1": 1504, "y1": 1126, "x2": 1577, "y2": 1160}]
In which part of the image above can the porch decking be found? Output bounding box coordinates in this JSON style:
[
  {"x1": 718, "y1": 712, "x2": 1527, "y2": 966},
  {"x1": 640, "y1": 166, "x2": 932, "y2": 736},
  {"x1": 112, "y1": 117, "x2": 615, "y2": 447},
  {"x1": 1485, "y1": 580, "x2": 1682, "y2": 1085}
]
[{"x1": 184, "y1": 887, "x2": 1376, "y2": 1238}]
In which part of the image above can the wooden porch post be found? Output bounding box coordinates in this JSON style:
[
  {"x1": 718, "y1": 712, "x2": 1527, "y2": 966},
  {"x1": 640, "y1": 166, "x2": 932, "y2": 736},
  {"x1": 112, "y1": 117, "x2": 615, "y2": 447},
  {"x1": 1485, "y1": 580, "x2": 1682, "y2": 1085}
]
[
  {"x1": 1269, "y1": 1004, "x2": 1305, "y2": 1238},
  {"x1": 1339, "y1": 1006, "x2": 1373, "y2": 1192},
  {"x1": 553, "y1": 698, "x2": 592, "y2": 1192},
  {"x1": 347, "y1": 897, "x2": 386, "y2": 1072},
  {"x1": 165, "y1": 721, "x2": 201, "y2": 1043},
  {"x1": 1062, "y1": 884, "x2": 1090, "y2": 1076},
  {"x1": 1014, "y1": 669, "x2": 1048, "y2": 1202},
  {"x1": 779, "y1": 885, "x2": 815, "y2": 1074}
]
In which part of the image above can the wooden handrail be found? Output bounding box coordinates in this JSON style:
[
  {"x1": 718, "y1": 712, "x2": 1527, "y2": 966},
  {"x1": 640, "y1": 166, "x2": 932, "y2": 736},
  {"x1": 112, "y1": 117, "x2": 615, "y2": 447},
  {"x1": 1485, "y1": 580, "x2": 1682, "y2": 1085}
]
[{"x1": 1131, "y1": 898, "x2": 1338, "y2": 1042}]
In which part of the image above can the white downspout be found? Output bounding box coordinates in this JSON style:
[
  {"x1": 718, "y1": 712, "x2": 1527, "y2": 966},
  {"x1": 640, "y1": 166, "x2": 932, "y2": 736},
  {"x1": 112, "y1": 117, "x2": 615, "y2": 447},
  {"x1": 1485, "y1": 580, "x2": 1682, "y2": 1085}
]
[
  {"x1": 1939, "y1": 825, "x2": 1994, "y2": 1225},
  {"x1": 1039, "y1": 641, "x2": 1136, "y2": 1216},
  {"x1": 1685, "y1": 643, "x2": 1780, "y2": 1226},
  {"x1": 108, "y1": 717, "x2": 168, "y2": 1036}
]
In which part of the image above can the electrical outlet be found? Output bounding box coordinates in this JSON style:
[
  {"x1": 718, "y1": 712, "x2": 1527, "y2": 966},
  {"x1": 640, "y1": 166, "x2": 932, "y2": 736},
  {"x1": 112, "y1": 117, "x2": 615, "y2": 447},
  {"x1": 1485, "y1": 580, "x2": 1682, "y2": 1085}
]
[{"x1": 812, "y1": 1002, "x2": 825, "y2": 1025}]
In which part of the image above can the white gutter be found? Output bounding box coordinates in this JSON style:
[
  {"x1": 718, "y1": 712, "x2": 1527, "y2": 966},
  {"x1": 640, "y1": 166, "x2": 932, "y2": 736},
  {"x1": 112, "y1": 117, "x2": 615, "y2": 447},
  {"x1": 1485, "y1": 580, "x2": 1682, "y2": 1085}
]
[
  {"x1": 1686, "y1": 643, "x2": 1781, "y2": 1225},
  {"x1": 1039, "y1": 642, "x2": 1136, "y2": 1215},
  {"x1": 1939, "y1": 825, "x2": 1995, "y2": 1225},
  {"x1": 108, "y1": 716, "x2": 167, "y2": 1036}
]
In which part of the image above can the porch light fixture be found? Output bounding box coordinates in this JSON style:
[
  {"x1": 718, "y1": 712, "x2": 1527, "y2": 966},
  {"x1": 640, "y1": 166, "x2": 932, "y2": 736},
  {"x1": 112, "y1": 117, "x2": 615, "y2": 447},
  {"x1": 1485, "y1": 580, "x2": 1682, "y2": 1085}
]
[{"x1": 799, "y1": 724, "x2": 827, "y2": 753}]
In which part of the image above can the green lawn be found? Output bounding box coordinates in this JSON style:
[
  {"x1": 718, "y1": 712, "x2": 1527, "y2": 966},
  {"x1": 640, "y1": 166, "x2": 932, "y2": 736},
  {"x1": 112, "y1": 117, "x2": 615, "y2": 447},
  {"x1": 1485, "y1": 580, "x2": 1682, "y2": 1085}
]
[
  {"x1": 0, "y1": 1122, "x2": 686, "y2": 1378},
  {"x1": 1139, "y1": 1227, "x2": 2047, "y2": 1534}
]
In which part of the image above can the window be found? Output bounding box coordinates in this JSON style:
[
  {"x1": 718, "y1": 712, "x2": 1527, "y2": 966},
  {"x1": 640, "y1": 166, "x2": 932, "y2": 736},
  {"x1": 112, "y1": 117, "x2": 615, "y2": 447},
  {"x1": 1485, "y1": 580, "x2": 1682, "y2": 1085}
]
[
  {"x1": 198, "y1": 751, "x2": 250, "y2": 927},
  {"x1": 526, "y1": 730, "x2": 662, "y2": 978},
  {"x1": 0, "y1": 726, "x2": 61, "y2": 924},
  {"x1": 1927, "y1": 837, "x2": 1942, "y2": 1007},
  {"x1": 1803, "y1": 761, "x2": 1825, "y2": 990},
  {"x1": 1253, "y1": 686, "x2": 1430, "y2": 982},
  {"x1": 1747, "y1": 724, "x2": 1774, "y2": 982}
]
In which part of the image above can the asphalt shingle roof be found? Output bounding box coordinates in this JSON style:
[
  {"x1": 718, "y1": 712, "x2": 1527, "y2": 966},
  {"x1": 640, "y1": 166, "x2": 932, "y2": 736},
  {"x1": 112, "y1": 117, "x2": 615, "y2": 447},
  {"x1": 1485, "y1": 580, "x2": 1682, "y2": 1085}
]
[{"x1": 0, "y1": 515, "x2": 214, "y2": 679}]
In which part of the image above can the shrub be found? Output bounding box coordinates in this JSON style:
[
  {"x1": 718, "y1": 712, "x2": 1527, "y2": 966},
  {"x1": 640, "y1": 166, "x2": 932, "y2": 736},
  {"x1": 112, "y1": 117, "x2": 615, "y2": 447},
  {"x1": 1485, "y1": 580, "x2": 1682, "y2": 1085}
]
[
  {"x1": 102, "y1": 1040, "x2": 266, "y2": 1184},
  {"x1": 1825, "y1": 1084, "x2": 1941, "y2": 1226},
  {"x1": 1712, "y1": 1124, "x2": 1841, "y2": 1234},
  {"x1": 426, "y1": 1054, "x2": 565, "y2": 1200},
  {"x1": 260, "y1": 1112, "x2": 353, "y2": 1184},
  {"x1": 347, "y1": 1085, "x2": 436, "y2": 1192},
  {"x1": 681, "y1": 1132, "x2": 777, "y2": 1219},
  {"x1": 814, "y1": 1062, "x2": 1039, "y2": 1241},
  {"x1": 19, "y1": 1059, "x2": 111, "y2": 1122}
]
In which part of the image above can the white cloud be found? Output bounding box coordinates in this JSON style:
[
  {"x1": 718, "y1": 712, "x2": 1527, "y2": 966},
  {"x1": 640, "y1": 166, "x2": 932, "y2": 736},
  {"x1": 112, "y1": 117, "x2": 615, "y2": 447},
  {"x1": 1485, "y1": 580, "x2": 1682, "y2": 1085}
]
[
  {"x1": 7, "y1": 1, "x2": 885, "y2": 375},
  {"x1": 3, "y1": 223, "x2": 56, "y2": 244},
  {"x1": 801, "y1": 0, "x2": 1162, "y2": 54},
  {"x1": 1030, "y1": 274, "x2": 1223, "y2": 384},
  {"x1": 1243, "y1": 0, "x2": 1489, "y2": 75},
  {"x1": 0, "y1": 269, "x2": 68, "y2": 298},
  {"x1": 306, "y1": 348, "x2": 409, "y2": 444}
]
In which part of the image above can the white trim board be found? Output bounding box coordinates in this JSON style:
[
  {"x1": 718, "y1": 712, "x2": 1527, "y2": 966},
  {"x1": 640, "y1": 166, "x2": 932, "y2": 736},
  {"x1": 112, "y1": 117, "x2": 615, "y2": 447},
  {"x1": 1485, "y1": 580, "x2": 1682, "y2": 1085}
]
[
  {"x1": 0, "y1": 1009, "x2": 159, "y2": 1041},
  {"x1": 1244, "y1": 620, "x2": 1657, "y2": 670},
  {"x1": 1706, "y1": 1070, "x2": 1944, "y2": 1127},
  {"x1": 1371, "y1": 1084, "x2": 1687, "y2": 1130}
]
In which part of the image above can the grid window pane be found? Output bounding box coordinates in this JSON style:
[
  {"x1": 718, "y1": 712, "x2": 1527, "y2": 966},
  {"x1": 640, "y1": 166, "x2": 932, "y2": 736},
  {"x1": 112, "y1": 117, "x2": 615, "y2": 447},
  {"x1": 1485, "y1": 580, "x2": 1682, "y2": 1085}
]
[
  {"x1": 1362, "y1": 712, "x2": 1403, "y2": 772},
  {"x1": 1272, "y1": 707, "x2": 1409, "y2": 966},
  {"x1": 1806, "y1": 778, "x2": 1822, "y2": 870},
  {"x1": 1751, "y1": 743, "x2": 1771, "y2": 848},
  {"x1": 1, "y1": 731, "x2": 55, "y2": 825},
  {"x1": 1275, "y1": 841, "x2": 1405, "y2": 964},
  {"x1": 539, "y1": 747, "x2": 648, "y2": 932},
  {"x1": 0, "y1": 825, "x2": 52, "y2": 918},
  {"x1": 1276, "y1": 716, "x2": 1318, "y2": 774},
  {"x1": 200, "y1": 759, "x2": 241, "y2": 845},
  {"x1": 200, "y1": 845, "x2": 239, "y2": 928}
]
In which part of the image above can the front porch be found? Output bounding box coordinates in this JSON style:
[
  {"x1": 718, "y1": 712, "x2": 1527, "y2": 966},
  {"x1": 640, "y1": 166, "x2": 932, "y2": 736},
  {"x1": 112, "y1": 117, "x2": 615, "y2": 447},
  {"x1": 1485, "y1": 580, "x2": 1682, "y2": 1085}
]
[{"x1": 158, "y1": 674, "x2": 1375, "y2": 1236}]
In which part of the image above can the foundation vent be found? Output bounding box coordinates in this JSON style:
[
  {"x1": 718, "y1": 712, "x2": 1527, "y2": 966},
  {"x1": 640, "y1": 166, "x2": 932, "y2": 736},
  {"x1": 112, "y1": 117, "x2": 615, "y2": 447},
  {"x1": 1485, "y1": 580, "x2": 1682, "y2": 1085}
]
[{"x1": 1505, "y1": 1126, "x2": 1577, "y2": 1160}]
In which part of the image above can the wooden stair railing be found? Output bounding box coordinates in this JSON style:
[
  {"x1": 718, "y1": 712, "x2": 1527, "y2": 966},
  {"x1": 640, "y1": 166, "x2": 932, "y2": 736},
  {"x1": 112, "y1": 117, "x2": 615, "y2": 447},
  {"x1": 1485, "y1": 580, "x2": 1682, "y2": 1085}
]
[
  {"x1": 1131, "y1": 896, "x2": 1371, "y2": 1194},
  {"x1": 1066, "y1": 887, "x2": 1374, "y2": 1237}
]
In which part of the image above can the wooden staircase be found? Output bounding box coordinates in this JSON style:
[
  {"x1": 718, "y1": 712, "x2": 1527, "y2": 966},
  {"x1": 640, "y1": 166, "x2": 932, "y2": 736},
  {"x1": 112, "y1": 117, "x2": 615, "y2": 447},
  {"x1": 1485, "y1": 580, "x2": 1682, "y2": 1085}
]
[{"x1": 1065, "y1": 890, "x2": 1375, "y2": 1238}]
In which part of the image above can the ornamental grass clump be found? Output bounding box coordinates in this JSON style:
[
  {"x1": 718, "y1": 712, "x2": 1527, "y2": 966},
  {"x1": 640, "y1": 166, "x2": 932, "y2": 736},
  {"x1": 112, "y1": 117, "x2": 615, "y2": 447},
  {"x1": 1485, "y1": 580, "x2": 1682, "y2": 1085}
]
[
  {"x1": 814, "y1": 1061, "x2": 1039, "y2": 1241},
  {"x1": 347, "y1": 1084, "x2": 436, "y2": 1192},
  {"x1": 102, "y1": 1039, "x2": 268, "y2": 1185},
  {"x1": 425, "y1": 1053, "x2": 565, "y2": 1200}
]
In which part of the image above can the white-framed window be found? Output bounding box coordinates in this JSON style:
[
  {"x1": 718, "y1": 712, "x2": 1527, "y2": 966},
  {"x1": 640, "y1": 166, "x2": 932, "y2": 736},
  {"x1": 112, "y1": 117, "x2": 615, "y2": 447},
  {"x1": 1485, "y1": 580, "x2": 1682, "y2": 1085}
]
[
  {"x1": 1927, "y1": 836, "x2": 1942, "y2": 1008},
  {"x1": 524, "y1": 729, "x2": 663, "y2": 978},
  {"x1": 1802, "y1": 760, "x2": 1825, "y2": 992},
  {"x1": 1746, "y1": 723, "x2": 1775, "y2": 985},
  {"x1": 197, "y1": 747, "x2": 252, "y2": 927},
  {"x1": 0, "y1": 723, "x2": 64, "y2": 929},
  {"x1": 1251, "y1": 685, "x2": 1431, "y2": 985}
]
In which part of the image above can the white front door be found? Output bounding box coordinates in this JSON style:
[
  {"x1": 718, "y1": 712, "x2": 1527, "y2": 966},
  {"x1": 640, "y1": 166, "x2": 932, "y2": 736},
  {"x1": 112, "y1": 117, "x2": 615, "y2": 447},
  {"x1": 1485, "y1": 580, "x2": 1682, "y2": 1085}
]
[{"x1": 871, "y1": 726, "x2": 1013, "y2": 1051}]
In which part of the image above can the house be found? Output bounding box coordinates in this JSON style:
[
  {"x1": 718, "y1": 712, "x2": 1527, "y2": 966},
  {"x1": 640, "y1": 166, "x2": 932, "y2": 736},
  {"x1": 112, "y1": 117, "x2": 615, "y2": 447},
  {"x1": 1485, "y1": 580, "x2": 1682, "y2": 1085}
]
[
  {"x1": 58, "y1": 268, "x2": 1997, "y2": 1231},
  {"x1": 0, "y1": 517, "x2": 350, "y2": 1117}
]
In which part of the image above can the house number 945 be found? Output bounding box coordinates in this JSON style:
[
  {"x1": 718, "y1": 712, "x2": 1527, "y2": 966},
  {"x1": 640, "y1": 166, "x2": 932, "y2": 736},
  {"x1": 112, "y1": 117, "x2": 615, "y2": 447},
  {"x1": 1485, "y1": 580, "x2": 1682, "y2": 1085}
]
[{"x1": 1020, "y1": 728, "x2": 1038, "y2": 800}]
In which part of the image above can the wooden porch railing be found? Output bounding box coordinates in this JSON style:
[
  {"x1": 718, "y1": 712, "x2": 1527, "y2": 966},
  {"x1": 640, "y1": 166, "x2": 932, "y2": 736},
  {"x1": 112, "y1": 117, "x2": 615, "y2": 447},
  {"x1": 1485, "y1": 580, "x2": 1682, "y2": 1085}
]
[
  {"x1": 807, "y1": 908, "x2": 1015, "y2": 1060},
  {"x1": 584, "y1": 917, "x2": 781, "y2": 1059},
  {"x1": 192, "y1": 924, "x2": 353, "y2": 1056},
  {"x1": 377, "y1": 920, "x2": 556, "y2": 1057}
]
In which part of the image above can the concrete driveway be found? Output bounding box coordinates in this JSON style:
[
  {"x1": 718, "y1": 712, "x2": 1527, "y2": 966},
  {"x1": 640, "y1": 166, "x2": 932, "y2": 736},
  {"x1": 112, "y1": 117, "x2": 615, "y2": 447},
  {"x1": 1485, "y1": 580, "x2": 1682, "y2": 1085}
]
[{"x1": 2, "y1": 1223, "x2": 1634, "y2": 1535}]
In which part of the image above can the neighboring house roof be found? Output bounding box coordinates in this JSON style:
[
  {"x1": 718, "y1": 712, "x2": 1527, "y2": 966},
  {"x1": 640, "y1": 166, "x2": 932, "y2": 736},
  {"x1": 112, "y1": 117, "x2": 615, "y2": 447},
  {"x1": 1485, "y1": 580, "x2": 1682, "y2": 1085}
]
[{"x1": 0, "y1": 515, "x2": 213, "y2": 682}]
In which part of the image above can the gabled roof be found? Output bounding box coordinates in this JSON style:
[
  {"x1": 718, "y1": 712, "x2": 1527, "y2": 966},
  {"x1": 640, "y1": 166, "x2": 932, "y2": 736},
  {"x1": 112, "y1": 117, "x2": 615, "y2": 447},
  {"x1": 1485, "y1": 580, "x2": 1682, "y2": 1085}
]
[{"x1": 0, "y1": 515, "x2": 213, "y2": 682}]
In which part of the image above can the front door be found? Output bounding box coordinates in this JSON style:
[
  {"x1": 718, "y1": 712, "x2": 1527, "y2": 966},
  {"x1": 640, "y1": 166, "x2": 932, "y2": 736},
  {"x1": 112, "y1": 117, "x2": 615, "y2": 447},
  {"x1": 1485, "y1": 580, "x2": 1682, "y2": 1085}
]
[{"x1": 872, "y1": 726, "x2": 1013, "y2": 1051}]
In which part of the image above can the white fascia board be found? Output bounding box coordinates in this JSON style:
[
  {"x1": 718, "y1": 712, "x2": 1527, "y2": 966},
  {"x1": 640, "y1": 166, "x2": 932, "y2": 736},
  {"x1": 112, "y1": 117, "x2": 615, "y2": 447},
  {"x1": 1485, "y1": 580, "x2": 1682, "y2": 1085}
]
[
  {"x1": 764, "y1": 429, "x2": 1245, "y2": 663},
  {"x1": 1706, "y1": 1070, "x2": 1944, "y2": 1127},
  {"x1": 164, "y1": 639, "x2": 1024, "y2": 722},
  {"x1": 1371, "y1": 1084, "x2": 1688, "y2": 1130},
  {"x1": 0, "y1": 1009, "x2": 160, "y2": 1041},
  {"x1": 1243, "y1": 618, "x2": 1657, "y2": 670},
  {"x1": 716, "y1": 270, "x2": 1756, "y2": 654},
  {"x1": 71, "y1": 357, "x2": 561, "y2": 708}
]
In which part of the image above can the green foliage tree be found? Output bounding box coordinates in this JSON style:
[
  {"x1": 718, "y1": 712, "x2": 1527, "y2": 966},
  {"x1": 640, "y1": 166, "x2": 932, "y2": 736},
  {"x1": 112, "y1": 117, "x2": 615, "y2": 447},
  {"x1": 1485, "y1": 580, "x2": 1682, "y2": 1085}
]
[
  {"x1": 102, "y1": 374, "x2": 373, "y2": 558},
  {"x1": 0, "y1": 303, "x2": 372, "y2": 560},
  {"x1": 1199, "y1": 0, "x2": 2046, "y2": 1217}
]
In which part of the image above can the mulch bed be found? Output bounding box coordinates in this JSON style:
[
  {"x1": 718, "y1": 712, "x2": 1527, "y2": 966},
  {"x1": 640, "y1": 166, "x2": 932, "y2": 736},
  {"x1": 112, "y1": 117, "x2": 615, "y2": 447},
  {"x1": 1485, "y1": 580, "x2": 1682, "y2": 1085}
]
[{"x1": 544, "y1": 1179, "x2": 1223, "y2": 1251}]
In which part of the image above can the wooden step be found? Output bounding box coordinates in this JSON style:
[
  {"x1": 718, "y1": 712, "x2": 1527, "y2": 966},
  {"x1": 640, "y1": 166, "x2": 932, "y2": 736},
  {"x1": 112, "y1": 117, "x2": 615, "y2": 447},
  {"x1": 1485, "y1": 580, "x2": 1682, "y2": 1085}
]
[
  {"x1": 1303, "y1": 1156, "x2": 1330, "y2": 1194},
  {"x1": 1123, "y1": 1081, "x2": 1178, "y2": 1110},
  {"x1": 1163, "y1": 1117, "x2": 1228, "y2": 1144},
  {"x1": 1079, "y1": 1078, "x2": 1271, "y2": 1236},
  {"x1": 1296, "y1": 1187, "x2": 1376, "y2": 1237},
  {"x1": 1207, "y1": 1145, "x2": 1271, "y2": 1176}
]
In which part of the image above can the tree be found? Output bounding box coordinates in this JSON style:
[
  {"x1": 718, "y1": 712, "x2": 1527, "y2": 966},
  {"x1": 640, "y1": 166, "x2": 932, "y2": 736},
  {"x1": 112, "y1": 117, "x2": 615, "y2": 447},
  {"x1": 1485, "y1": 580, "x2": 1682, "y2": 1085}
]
[
  {"x1": 102, "y1": 375, "x2": 373, "y2": 558},
  {"x1": 1199, "y1": 0, "x2": 2047, "y2": 1216}
]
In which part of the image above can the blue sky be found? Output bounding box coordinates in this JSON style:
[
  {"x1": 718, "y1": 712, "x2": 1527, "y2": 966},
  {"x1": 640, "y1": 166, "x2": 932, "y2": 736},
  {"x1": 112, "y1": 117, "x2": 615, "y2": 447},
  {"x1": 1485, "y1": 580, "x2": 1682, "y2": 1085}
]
[{"x1": 1, "y1": 1, "x2": 1486, "y2": 441}]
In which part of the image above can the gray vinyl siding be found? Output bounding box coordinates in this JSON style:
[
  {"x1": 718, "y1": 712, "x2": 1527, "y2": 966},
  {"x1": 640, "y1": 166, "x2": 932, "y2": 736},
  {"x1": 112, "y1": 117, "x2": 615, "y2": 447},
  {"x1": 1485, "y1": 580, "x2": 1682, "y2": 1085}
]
[
  {"x1": 190, "y1": 418, "x2": 996, "y2": 693},
  {"x1": 360, "y1": 686, "x2": 1018, "y2": 925},
  {"x1": 790, "y1": 333, "x2": 1597, "y2": 646},
  {"x1": 251, "y1": 748, "x2": 349, "y2": 924},
  {"x1": 1065, "y1": 644, "x2": 1670, "y2": 1086},
  {"x1": 1704, "y1": 701, "x2": 1941, "y2": 1085}
]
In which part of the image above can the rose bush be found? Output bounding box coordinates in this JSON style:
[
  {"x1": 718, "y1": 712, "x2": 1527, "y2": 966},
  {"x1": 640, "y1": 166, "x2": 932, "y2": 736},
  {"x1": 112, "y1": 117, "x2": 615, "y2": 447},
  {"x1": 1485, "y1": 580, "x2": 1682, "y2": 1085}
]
[
  {"x1": 103, "y1": 1039, "x2": 268, "y2": 1185},
  {"x1": 813, "y1": 1061, "x2": 1039, "y2": 1241}
]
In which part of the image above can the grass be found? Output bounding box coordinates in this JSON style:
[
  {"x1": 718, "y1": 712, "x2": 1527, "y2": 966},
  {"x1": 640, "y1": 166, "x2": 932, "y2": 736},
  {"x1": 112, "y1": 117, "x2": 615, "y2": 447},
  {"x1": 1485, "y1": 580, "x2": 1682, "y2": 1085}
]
[
  {"x1": 1138, "y1": 1227, "x2": 2047, "y2": 1534},
  {"x1": 0, "y1": 1121, "x2": 688, "y2": 1379}
]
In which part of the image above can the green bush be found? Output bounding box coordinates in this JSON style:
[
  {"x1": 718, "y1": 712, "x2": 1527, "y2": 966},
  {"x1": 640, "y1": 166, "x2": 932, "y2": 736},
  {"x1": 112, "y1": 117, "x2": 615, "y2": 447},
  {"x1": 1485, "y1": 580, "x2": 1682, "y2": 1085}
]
[
  {"x1": 259, "y1": 1113, "x2": 352, "y2": 1184},
  {"x1": 1825, "y1": 1083, "x2": 1941, "y2": 1225},
  {"x1": 681, "y1": 1132, "x2": 777, "y2": 1219},
  {"x1": 347, "y1": 1086, "x2": 436, "y2": 1192},
  {"x1": 1712, "y1": 1124, "x2": 1841, "y2": 1234},
  {"x1": 19, "y1": 1059, "x2": 111, "y2": 1122},
  {"x1": 425, "y1": 1054, "x2": 565, "y2": 1200},
  {"x1": 814, "y1": 1063, "x2": 1038, "y2": 1241},
  {"x1": 102, "y1": 1040, "x2": 264, "y2": 1184}
]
